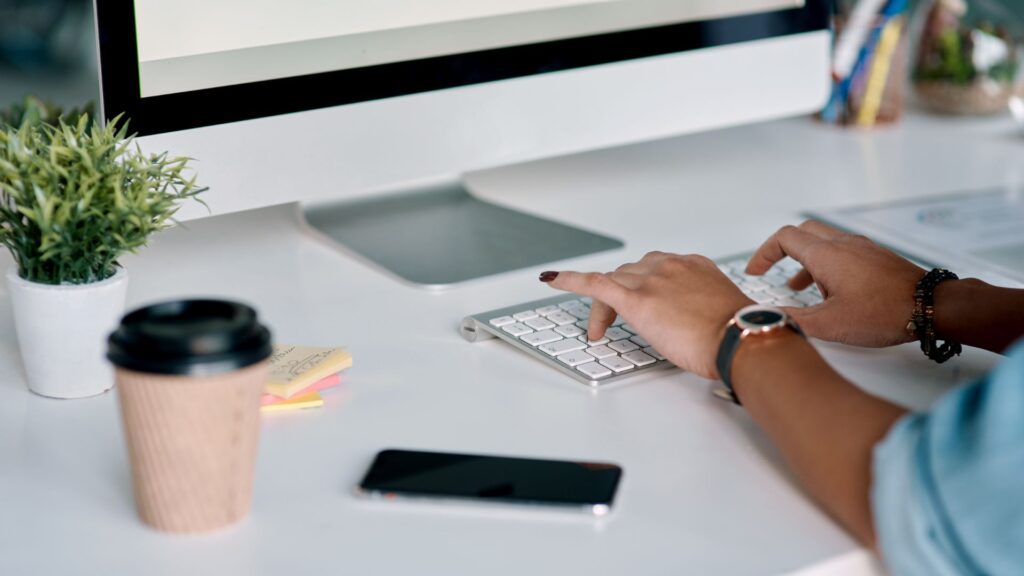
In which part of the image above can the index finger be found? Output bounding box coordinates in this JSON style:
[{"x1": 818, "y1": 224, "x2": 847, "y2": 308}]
[
  {"x1": 745, "y1": 225, "x2": 825, "y2": 275},
  {"x1": 545, "y1": 271, "x2": 632, "y2": 312}
]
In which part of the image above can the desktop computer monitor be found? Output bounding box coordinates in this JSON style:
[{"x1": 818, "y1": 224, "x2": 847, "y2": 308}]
[{"x1": 94, "y1": 0, "x2": 830, "y2": 286}]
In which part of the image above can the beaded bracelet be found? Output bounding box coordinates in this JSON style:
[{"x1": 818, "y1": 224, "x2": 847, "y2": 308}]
[{"x1": 905, "y1": 268, "x2": 962, "y2": 364}]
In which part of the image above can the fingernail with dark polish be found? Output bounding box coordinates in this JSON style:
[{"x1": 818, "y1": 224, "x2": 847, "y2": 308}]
[{"x1": 539, "y1": 271, "x2": 559, "y2": 283}]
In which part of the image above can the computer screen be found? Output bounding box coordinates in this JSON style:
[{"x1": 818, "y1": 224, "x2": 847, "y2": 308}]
[{"x1": 135, "y1": 0, "x2": 797, "y2": 97}]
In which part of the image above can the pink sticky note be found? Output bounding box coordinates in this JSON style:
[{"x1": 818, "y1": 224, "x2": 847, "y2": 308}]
[{"x1": 261, "y1": 373, "x2": 341, "y2": 406}]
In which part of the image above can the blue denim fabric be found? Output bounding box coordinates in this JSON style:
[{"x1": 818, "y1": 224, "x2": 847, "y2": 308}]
[{"x1": 873, "y1": 341, "x2": 1024, "y2": 575}]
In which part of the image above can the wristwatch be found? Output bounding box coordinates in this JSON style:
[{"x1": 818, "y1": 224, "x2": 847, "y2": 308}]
[{"x1": 714, "y1": 305, "x2": 804, "y2": 405}]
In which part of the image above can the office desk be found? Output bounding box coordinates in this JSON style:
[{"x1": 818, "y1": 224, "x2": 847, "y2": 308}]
[{"x1": 1, "y1": 111, "x2": 1018, "y2": 575}]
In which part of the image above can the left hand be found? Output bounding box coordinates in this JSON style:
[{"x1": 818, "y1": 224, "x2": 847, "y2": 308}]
[{"x1": 543, "y1": 252, "x2": 753, "y2": 379}]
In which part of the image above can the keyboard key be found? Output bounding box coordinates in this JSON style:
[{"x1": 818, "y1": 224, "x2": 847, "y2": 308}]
[
  {"x1": 489, "y1": 316, "x2": 515, "y2": 327},
  {"x1": 579, "y1": 296, "x2": 593, "y2": 305},
  {"x1": 766, "y1": 287, "x2": 796, "y2": 299},
  {"x1": 738, "y1": 278, "x2": 769, "y2": 292},
  {"x1": 524, "y1": 317, "x2": 556, "y2": 330},
  {"x1": 520, "y1": 330, "x2": 562, "y2": 347},
  {"x1": 558, "y1": 300, "x2": 584, "y2": 310},
  {"x1": 751, "y1": 292, "x2": 775, "y2": 305},
  {"x1": 776, "y1": 297, "x2": 804, "y2": 308},
  {"x1": 795, "y1": 292, "x2": 822, "y2": 306},
  {"x1": 621, "y1": 350, "x2": 656, "y2": 367},
  {"x1": 554, "y1": 324, "x2": 584, "y2": 338},
  {"x1": 776, "y1": 258, "x2": 801, "y2": 273},
  {"x1": 762, "y1": 275, "x2": 789, "y2": 287},
  {"x1": 539, "y1": 338, "x2": 586, "y2": 357},
  {"x1": 536, "y1": 305, "x2": 561, "y2": 316},
  {"x1": 513, "y1": 310, "x2": 538, "y2": 321},
  {"x1": 502, "y1": 323, "x2": 533, "y2": 337},
  {"x1": 609, "y1": 340, "x2": 639, "y2": 353},
  {"x1": 576, "y1": 361, "x2": 612, "y2": 379},
  {"x1": 575, "y1": 320, "x2": 589, "y2": 330},
  {"x1": 629, "y1": 335, "x2": 651, "y2": 348},
  {"x1": 612, "y1": 316, "x2": 625, "y2": 326},
  {"x1": 547, "y1": 311, "x2": 579, "y2": 326},
  {"x1": 585, "y1": 345, "x2": 617, "y2": 359},
  {"x1": 599, "y1": 356, "x2": 635, "y2": 373},
  {"x1": 562, "y1": 305, "x2": 590, "y2": 319},
  {"x1": 580, "y1": 336, "x2": 610, "y2": 346},
  {"x1": 557, "y1": 350, "x2": 595, "y2": 367},
  {"x1": 644, "y1": 347, "x2": 666, "y2": 361},
  {"x1": 621, "y1": 323, "x2": 637, "y2": 334},
  {"x1": 604, "y1": 327, "x2": 632, "y2": 341},
  {"x1": 725, "y1": 259, "x2": 747, "y2": 273}
]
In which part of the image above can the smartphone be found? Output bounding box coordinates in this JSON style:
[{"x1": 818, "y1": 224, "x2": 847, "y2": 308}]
[{"x1": 356, "y1": 449, "x2": 623, "y2": 516}]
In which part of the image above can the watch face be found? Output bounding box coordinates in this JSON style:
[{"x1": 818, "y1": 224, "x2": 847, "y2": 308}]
[{"x1": 735, "y1": 305, "x2": 787, "y2": 332}]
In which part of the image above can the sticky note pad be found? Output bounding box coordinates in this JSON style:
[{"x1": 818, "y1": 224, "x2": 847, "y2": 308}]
[
  {"x1": 260, "y1": 391, "x2": 324, "y2": 413},
  {"x1": 266, "y1": 345, "x2": 352, "y2": 399},
  {"x1": 261, "y1": 373, "x2": 340, "y2": 405}
]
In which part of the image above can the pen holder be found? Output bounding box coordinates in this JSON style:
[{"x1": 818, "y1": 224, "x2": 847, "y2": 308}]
[{"x1": 820, "y1": 0, "x2": 911, "y2": 127}]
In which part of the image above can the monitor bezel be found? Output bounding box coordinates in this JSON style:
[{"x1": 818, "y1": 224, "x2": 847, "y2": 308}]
[{"x1": 95, "y1": 1, "x2": 828, "y2": 136}]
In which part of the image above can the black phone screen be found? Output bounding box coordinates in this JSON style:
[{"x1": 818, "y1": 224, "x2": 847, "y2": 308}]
[{"x1": 358, "y1": 449, "x2": 622, "y2": 510}]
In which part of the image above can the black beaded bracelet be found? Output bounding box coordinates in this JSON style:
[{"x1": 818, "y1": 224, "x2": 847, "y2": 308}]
[{"x1": 905, "y1": 268, "x2": 962, "y2": 364}]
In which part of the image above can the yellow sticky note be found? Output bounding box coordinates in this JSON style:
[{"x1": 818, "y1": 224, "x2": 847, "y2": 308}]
[
  {"x1": 260, "y1": 391, "x2": 324, "y2": 412},
  {"x1": 266, "y1": 345, "x2": 352, "y2": 399}
]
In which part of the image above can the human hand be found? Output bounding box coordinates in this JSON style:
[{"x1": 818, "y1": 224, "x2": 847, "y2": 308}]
[
  {"x1": 542, "y1": 252, "x2": 753, "y2": 379},
  {"x1": 746, "y1": 221, "x2": 925, "y2": 347}
]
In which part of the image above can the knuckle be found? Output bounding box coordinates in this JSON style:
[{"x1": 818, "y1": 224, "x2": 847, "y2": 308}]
[
  {"x1": 694, "y1": 254, "x2": 715, "y2": 266},
  {"x1": 655, "y1": 257, "x2": 683, "y2": 272}
]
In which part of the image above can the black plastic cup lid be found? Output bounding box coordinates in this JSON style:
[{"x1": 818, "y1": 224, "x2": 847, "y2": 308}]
[{"x1": 107, "y1": 300, "x2": 273, "y2": 376}]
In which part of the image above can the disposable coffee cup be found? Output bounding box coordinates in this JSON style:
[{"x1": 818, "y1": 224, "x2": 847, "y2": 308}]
[{"x1": 107, "y1": 300, "x2": 272, "y2": 533}]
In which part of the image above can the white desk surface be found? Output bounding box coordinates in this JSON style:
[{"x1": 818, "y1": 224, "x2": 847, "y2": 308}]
[{"x1": 1, "y1": 111, "x2": 1019, "y2": 576}]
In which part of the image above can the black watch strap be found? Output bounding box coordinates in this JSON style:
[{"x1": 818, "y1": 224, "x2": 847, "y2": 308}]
[{"x1": 716, "y1": 322, "x2": 744, "y2": 403}]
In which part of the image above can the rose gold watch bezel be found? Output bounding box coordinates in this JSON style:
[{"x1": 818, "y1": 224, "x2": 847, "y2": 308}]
[{"x1": 733, "y1": 305, "x2": 789, "y2": 337}]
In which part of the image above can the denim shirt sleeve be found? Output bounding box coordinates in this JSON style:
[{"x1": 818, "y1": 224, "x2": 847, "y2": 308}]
[{"x1": 872, "y1": 341, "x2": 1024, "y2": 576}]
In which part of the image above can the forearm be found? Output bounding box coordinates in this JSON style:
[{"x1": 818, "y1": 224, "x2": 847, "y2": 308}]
[
  {"x1": 934, "y1": 279, "x2": 1024, "y2": 354},
  {"x1": 731, "y1": 333, "x2": 906, "y2": 547}
]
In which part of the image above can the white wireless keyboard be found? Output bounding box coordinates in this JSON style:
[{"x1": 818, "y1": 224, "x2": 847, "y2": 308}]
[{"x1": 460, "y1": 255, "x2": 823, "y2": 386}]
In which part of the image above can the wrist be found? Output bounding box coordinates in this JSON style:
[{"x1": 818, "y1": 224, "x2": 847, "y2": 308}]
[
  {"x1": 932, "y1": 277, "x2": 985, "y2": 341},
  {"x1": 731, "y1": 330, "x2": 809, "y2": 404}
]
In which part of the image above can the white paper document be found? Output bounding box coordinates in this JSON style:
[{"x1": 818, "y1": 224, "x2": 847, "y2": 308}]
[{"x1": 808, "y1": 189, "x2": 1024, "y2": 287}]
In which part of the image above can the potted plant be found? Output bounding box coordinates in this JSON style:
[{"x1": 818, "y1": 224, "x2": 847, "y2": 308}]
[
  {"x1": 912, "y1": 0, "x2": 1023, "y2": 115},
  {"x1": 0, "y1": 100, "x2": 206, "y2": 398}
]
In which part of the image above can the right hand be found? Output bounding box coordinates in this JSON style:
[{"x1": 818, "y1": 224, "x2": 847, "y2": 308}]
[{"x1": 746, "y1": 221, "x2": 926, "y2": 348}]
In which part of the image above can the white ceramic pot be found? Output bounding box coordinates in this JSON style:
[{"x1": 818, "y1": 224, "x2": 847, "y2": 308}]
[{"x1": 6, "y1": 267, "x2": 128, "y2": 398}]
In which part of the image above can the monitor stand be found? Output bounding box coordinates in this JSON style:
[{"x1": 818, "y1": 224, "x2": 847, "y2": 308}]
[{"x1": 301, "y1": 180, "x2": 623, "y2": 288}]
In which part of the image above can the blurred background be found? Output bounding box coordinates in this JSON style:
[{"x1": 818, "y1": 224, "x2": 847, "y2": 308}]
[{"x1": 1, "y1": 0, "x2": 98, "y2": 108}]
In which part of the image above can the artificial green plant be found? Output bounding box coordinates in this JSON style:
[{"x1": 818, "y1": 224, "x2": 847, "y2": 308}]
[{"x1": 0, "y1": 110, "x2": 206, "y2": 285}]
